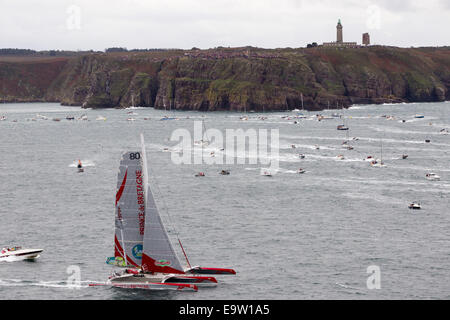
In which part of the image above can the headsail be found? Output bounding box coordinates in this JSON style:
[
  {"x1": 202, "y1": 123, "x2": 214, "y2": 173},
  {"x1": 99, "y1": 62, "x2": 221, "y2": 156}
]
[
  {"x1": 140, "y1": 135, "x2": 185, "y2": 274},
  {"x1": 114, "y1": 151, "x2": 146, "y2": 268}
]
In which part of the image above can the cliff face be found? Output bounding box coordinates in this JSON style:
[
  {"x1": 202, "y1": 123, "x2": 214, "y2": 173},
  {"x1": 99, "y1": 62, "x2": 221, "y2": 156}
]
[{"x1": 1, "y1": 46, "x2": 449, "y2": 111}]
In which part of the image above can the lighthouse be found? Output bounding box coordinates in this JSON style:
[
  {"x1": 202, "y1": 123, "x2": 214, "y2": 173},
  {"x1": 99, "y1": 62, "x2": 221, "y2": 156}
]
[{"x1": 337, "y1": 19, "x2": 343, "y2": 43}]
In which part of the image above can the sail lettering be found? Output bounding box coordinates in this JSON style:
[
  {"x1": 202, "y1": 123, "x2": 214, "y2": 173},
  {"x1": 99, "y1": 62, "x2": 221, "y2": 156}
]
[
  {"x1": 117, "y1": 207, "x2": 122, "y2": 220},
  {"x1": 135, "y1": 170, "x2": 145, "y2": 235}
]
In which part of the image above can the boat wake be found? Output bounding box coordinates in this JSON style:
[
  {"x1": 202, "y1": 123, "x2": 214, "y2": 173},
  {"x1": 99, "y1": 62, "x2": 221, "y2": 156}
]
[{"x1": 0, "y1": 278, "x2": 100, "y2": 289}]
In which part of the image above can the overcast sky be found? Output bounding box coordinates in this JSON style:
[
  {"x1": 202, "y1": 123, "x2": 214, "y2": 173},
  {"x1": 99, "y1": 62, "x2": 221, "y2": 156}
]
[{"x1": 1, "y1": 0, "x2": 449, "y2": 51}]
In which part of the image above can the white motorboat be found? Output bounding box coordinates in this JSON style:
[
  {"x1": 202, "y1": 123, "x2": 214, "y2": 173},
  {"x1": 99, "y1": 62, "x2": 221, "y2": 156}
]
[
  {"x1": 0, "y1": 247, "x2": 43, "y2": 262},
  {"x1": 261, "y1": 170, "x2": 272, "y2": 177},
  {"x1": 425, "y1": 173, "x2": 440, "y2": 181},
  {"x1": 408, "y1": 202, "x2": 421, "y2": 210},
  {"x1": 36, "y1": 114, "x2": 49, "y2": 120}
]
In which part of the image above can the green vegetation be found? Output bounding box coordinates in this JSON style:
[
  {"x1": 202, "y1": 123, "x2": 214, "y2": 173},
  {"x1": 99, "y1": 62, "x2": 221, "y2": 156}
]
[{"x1": 1, "y1": 46, "x2": 449, "y2": 110}]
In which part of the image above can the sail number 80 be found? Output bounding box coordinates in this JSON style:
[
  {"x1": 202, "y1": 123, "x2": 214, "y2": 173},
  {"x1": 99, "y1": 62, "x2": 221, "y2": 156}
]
[{"x1": 130, "y1": 152, "x2": 141, "y2": 160}]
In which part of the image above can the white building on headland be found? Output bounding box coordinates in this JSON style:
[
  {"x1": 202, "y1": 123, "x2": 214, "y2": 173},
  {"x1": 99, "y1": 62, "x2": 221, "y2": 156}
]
[{"x1": 321, "y1": 19, "x2": 359, "y2": 48}]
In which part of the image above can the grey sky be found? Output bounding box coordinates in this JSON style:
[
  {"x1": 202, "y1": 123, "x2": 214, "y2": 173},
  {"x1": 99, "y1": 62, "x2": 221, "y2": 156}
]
[{"x1": 0, "y1": 0, "x2": 448, "y2": 50}]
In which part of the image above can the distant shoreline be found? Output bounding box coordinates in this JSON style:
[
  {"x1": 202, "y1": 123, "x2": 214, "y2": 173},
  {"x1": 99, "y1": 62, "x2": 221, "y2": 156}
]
[{"x1": 1, "y1": 46, "x2": 449, "y2": 112}]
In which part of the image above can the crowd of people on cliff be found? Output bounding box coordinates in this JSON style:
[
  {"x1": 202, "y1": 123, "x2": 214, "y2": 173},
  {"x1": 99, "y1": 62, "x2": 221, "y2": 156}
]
[{"x1": 183, "y1": 50, "x2": 282, "y2": 60}]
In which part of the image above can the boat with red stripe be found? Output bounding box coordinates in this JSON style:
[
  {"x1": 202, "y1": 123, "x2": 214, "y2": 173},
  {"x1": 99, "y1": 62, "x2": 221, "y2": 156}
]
[{"x1": 99, "y1": 134, "x2": 235, "y2": 291}]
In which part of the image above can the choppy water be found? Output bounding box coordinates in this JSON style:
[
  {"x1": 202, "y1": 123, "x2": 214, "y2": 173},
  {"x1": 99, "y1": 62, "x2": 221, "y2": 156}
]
[{"x1": 0, "y1": 102, "x2": 449, "y2": 300}]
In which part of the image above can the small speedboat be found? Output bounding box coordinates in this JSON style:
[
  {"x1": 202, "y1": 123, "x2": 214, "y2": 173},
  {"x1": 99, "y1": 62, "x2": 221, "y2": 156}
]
[
  {"x1": 77, "y1": 159, "x2": 84, "y2": 173},
  {"x1": 414, "y1": 114, "x2": 424, "y2": 119},
  {"x1": 36, "y1": 114, "x2": 49, "y2": 120},
  {"x1": 297, "y1": 168, "x2": 306, "y2": 174},
  {"x1": 0, "y1": 247, "x2": 43, "y2": 262},
  {"x1": 439, "y1": 129, "x2": 449, "y2": 135},
  {"x1": 160, "y1": 116, "x2": 178, "y2": 121},
  {"x1": 261, "y1": 170, "x2": 272, "y2": 177},
  {"x1": 337, "y1": 125, "x2": 349, "y2": 130},
  {"x1": 425, "y1": 173, "x2": 440, "y2": 181},
  {"x1": 0, "y1": 116, "x2": 7, "y2": 121},
  {"x1": 219, "y1": 170, "x2": 230, "y2": 175},
  {"x1": 195, "y1": 172, "x2": 205, "y2": 177},
  {"x1": 370, "y1": 159, "x2": 385, "y2": 167},
  {"x1": 402, "y1": 154, "x2": 408, "y2": 159},
  {"x1": 337, "y1": 155, "x2": 345, "y2": 160},
  {"x1": 299, "y1": 154, "x2": 305, "y2": 159},
  {"x1": 408, "y1": 202, "x2": 421, "y2": 210}
]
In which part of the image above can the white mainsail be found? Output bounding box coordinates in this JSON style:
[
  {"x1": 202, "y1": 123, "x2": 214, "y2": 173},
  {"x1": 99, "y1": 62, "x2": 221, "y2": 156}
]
[{"x1": 140, "y1": 134, "x2": 185, "y2": 274}]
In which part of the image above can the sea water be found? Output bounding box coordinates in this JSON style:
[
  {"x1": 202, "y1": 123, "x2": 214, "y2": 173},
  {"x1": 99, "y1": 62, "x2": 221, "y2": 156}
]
[{"x1": 0, "y1": 102, "x2": 449, "y2": 299}]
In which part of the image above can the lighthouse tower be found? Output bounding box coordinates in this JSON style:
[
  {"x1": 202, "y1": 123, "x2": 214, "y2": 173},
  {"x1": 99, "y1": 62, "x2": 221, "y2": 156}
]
[{"x1": 337, "y1": 19, "x2": 343, "y2": 43}]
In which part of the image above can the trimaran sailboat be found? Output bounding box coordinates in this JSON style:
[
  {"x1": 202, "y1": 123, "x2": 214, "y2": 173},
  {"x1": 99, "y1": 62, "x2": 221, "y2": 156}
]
[{"x1": 94, "y1": 134, "x2": 235, "y2": 291}]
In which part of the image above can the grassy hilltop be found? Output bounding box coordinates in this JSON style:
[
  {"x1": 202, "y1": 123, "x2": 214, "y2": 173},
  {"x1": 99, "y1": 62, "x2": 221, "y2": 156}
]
[{"x1": 1, "y1": 46, "x2": 449, "y2": 111}]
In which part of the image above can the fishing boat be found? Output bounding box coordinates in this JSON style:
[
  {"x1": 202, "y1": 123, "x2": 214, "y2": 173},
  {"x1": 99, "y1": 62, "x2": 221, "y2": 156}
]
[
  {"x1": 101, "y1": 134, "x2": 235, "y2": 291},
  {"x1": 0, "y1": 247, "x2": 43, "y2": 262},
  {"x1": 425, "y1": 173, "x2": 440, "y2": 181}
]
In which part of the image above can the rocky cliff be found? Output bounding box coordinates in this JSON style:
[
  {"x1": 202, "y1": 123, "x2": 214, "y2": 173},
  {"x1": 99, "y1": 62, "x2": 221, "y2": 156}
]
[{"x1": 1, "y1": 46, "x2": 449, "y2": 111}]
